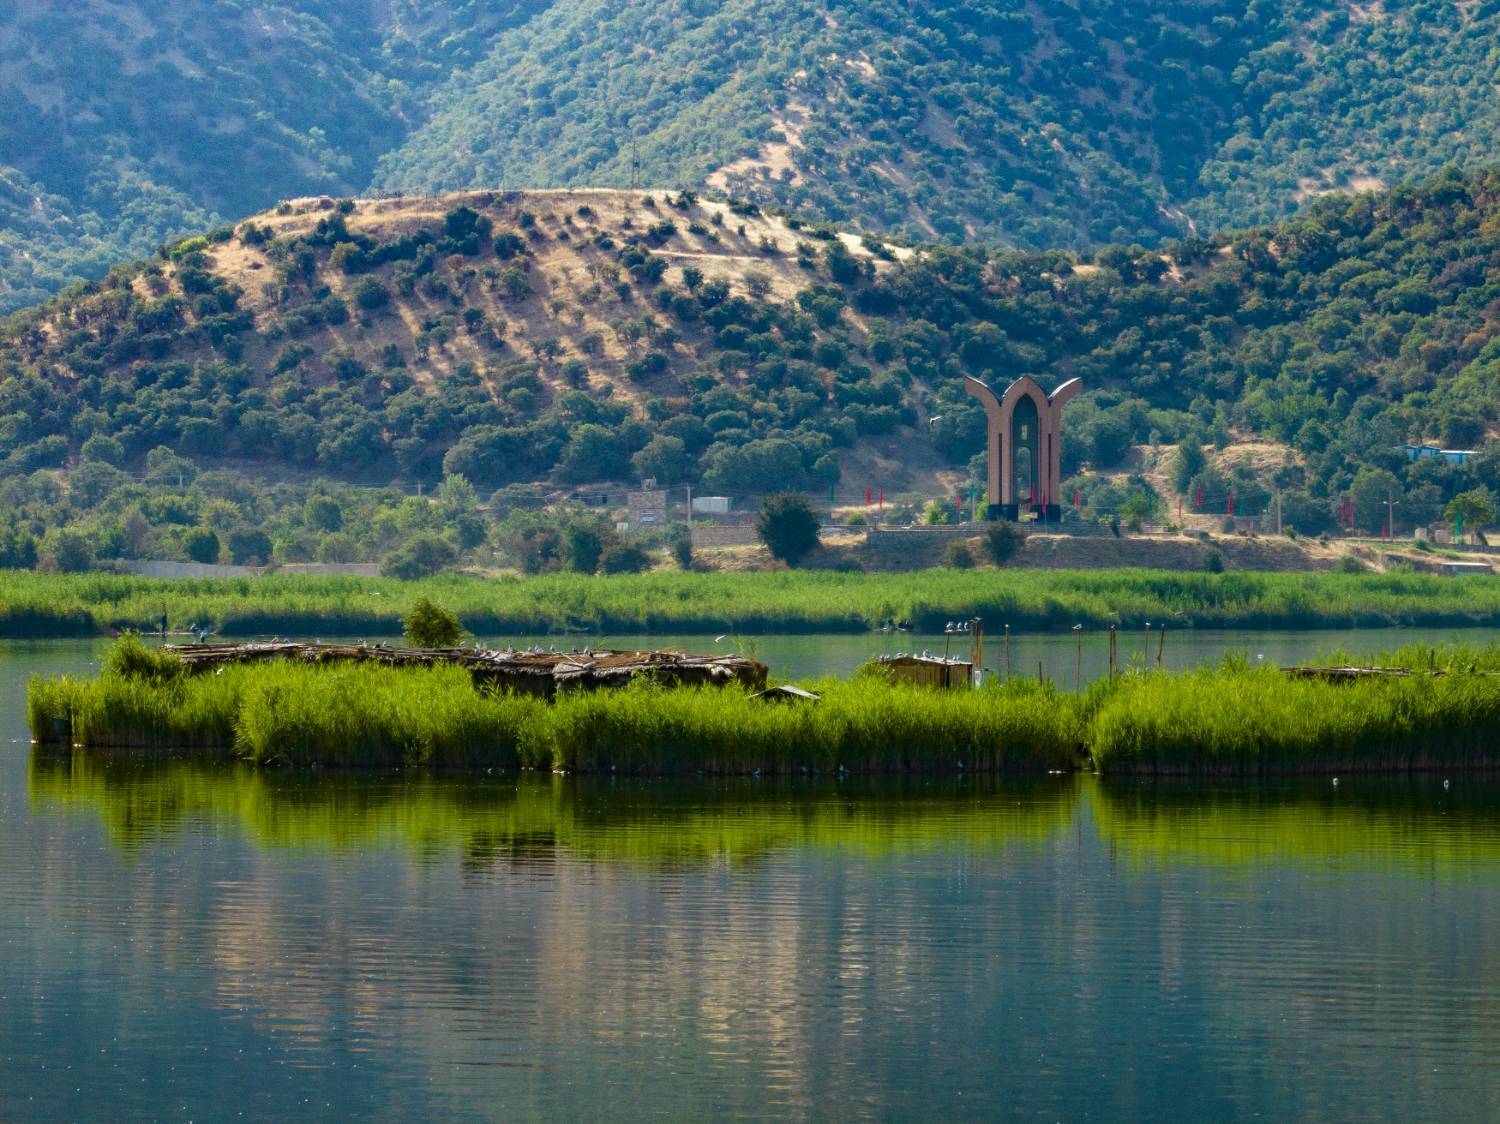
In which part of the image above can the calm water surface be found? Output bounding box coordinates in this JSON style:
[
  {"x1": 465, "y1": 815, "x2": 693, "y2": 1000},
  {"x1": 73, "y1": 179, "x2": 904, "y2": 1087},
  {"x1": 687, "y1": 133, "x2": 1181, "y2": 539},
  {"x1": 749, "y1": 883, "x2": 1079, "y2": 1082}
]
[
  {"x1": 4, "y1": 639, "x2": 1500, "y2": 1119},
  {"x1": 284, "y1": 624, "x2": 1500, "y2": 684}
]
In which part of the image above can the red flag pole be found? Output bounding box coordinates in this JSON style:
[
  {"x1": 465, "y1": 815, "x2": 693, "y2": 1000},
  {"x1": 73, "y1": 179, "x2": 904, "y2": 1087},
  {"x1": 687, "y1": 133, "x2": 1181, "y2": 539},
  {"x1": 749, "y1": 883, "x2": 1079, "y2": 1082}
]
[{"x1": 865, "y1": 486, "x2": 872, "y2": 508}]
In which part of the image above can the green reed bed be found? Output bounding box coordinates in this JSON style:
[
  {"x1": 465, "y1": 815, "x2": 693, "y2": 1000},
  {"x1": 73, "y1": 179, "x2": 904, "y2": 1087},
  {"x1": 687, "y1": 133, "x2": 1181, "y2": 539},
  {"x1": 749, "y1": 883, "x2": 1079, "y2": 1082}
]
[
  {"x1": 32, "y1": 637, "x2": 1500, "y2": 777},
  {"x1": 5, "y1": 567, "x2": 1500, "y2": 639},
  {"x1": 527, "y1": 678, "x2": 1079, "y2": 775},
  {"x1": 29, "y1": 648, "x2": 1078, "y2": 774},
  {"x1": 1089, "y1": 663, "x2": 1500, "y2": 776}
]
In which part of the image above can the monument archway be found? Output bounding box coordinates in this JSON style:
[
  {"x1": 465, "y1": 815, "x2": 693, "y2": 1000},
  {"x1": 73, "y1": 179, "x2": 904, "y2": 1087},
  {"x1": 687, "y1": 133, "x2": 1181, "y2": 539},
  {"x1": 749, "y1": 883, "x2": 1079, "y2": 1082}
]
[{"x1": 964, "y1": 375, "x2": 1082, "y2": 522}]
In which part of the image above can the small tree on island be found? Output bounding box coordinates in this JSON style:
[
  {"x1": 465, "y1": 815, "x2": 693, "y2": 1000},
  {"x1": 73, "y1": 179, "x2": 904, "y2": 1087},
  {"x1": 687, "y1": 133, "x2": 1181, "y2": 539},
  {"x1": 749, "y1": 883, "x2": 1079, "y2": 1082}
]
[
  {"x1": 756, "y1": 492, "x2": 820, "y2": 566},
  {"x1": 403, "y1": 598, "x2": 466, "y2": 648}
]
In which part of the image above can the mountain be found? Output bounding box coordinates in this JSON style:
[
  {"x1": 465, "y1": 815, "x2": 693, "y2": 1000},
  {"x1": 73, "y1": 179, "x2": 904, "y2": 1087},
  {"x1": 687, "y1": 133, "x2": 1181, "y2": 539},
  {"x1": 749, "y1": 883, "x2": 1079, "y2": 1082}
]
[
  {"x1": 5, "y1": 0, "x2": 1500, "y2": 312},
  {"x1": 5, "y1": 169, "x2": 1500, "y2": 553}
]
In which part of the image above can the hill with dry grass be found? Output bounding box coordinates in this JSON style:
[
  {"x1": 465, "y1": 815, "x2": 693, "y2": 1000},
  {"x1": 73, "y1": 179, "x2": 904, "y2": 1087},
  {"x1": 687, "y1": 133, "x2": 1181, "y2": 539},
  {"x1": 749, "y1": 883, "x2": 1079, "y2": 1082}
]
[
  {"x1": 0, "y1": 187, "x2": 959, "y2": 502},
  {"x1": 8, "y1": 169, "x2": 1500, "y2": 556}
]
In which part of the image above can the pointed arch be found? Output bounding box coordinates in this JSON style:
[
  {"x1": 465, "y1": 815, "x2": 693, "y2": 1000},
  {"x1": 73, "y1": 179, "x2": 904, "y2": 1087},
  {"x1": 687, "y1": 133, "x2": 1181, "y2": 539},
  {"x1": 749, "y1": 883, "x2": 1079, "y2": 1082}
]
[{"x1": 966, "y1": 375, "x2": 1083, "y2": 521}]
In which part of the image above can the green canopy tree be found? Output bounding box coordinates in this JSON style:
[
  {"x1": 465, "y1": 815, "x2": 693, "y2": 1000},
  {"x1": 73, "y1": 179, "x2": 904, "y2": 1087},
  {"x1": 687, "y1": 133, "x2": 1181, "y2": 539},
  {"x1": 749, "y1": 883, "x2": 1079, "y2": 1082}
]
[
  {"x1": 1445, "y1": 489, "x2": 1495, "y2": 538},
  {"x1": 756, "y1": 492, "x2": 820, "y2": 566}
]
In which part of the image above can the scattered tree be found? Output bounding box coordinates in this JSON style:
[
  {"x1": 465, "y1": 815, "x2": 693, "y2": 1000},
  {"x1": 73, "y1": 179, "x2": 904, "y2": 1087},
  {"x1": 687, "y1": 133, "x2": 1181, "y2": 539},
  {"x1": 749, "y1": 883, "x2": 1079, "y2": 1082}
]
[
  {"x1": 403, "y1": 597, "x2": 466, "y2": 648},
  {"x1": 756, "y1": 492, "x2": 820, "y2": 566}
]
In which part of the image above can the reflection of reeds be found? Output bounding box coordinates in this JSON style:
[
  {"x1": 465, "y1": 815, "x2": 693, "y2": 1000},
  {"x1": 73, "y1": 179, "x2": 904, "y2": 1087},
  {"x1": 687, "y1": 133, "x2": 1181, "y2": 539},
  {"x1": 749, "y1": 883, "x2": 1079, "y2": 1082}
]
[
  {"x1": 1090, "y1": 777, "x2": 1500, "y2": 874},
  {"x1": 28, "y1": 757, "x2": 1078, "y2": 866},
  {"x1": 8, "y1": 569, "x2": 1500, "y2": 637}
]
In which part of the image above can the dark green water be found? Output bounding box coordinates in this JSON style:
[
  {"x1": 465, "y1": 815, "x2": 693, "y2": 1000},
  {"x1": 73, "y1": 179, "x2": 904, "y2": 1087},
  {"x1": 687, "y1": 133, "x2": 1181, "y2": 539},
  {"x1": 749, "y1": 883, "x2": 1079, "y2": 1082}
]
[{"x1": 6, "y1": 639, "x2": 1500, "y2": 1119}]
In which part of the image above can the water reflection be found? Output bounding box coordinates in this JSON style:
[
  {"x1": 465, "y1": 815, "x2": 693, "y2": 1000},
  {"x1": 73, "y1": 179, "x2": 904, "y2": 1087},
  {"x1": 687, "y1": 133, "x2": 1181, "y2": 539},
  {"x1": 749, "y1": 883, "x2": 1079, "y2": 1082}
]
[
  {"x1": 35, "y1": 753, "x2": 1500, "y2": 880},
  {"x1": 28, "y1": 753, "x2": 1079, "y2": 867},
  {"x1": 13, "y1": 642, "x2": 1500, "y2": 1118},
  {"x1": 1092, "y1": 775, "x2": 1500, "y2": 874}
]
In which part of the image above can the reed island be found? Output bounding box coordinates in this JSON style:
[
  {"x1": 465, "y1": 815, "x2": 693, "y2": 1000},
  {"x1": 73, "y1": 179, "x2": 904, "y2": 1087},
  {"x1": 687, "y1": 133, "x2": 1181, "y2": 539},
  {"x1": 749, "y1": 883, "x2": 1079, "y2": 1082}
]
[{"x1": 29, "y1": 632, "x2": 1500, "y2": 778}]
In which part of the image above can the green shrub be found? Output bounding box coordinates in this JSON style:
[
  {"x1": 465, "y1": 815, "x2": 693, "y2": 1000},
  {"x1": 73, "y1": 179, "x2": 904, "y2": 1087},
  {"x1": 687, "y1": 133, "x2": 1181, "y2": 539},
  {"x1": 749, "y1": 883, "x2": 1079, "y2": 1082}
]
[
  {"x1": 756, "y1": 492, "x2": 820, "y2": 566},
  {"x1": 599, "y1": 543, "x2": 652, "y2": 574},
  {"x1": 103, "y1": 633, "x2": 183, "y2": 684},
  {"x1": 984, "y1": 523, "x2": 1023, "y2": 565},
  {"x1": 945, "y1": 541, "x2": 976, "y2": 568},
  {"x1": 403, "y1": 598, "x2": 465, "y2": 648}
]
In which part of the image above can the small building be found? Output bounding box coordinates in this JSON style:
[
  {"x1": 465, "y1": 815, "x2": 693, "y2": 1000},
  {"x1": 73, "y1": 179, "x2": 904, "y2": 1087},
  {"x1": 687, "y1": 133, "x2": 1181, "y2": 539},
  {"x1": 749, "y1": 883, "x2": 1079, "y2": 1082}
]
[
  {"x1": 1438, "y1": 561, "x2": 1492, "y2": 577},
  {"x1": 627, "y1": 488, "x2": 668, "y2": 526},
  {"x1": 877, "y1": 654, "x2": 974, "y2": 690},
  {"x1": 692, "y1": 496, "x2": 732, "y2": 515},
  {"x1": 1404, "y1": 444, "x2": 1475, "y2": 466}
]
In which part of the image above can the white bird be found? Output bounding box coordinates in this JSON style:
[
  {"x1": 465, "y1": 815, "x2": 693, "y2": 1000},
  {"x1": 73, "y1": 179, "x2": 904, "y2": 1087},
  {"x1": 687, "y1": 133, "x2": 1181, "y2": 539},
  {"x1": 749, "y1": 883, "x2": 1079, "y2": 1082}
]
[
  {"x1": 1332, "y1": 777, "x2": 1339, "y2": 787},
  {"x1": 714, "y1": 635, "x2": 727, "y2": 643}
]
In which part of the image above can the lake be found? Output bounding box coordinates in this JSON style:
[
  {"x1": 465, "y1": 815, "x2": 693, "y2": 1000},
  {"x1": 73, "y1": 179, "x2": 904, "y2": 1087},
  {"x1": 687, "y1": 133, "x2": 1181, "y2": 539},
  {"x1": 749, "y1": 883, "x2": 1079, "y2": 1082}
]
[{"x1": 5, "y1": 637, "x2": 1500, "y2": 1119}]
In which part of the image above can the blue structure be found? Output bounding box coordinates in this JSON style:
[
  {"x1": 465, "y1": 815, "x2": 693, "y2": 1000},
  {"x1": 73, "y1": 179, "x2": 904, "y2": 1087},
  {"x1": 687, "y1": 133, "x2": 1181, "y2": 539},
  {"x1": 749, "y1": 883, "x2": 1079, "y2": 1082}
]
[{"x1": 1403, "y1": 444, "x2": 1474, "y2": 466}]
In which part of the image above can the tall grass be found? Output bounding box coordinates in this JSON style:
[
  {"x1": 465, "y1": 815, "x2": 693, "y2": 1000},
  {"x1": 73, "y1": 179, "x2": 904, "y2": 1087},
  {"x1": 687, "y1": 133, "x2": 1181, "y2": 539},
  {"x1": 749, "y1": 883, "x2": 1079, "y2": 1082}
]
[
  {"x1": 5, "y1": 567, "x2": 1500, "y2": 638},
  {"x1": 523, "y1": 678, "x2": 1080, "y2": 774},
  {"x1": 233, "y1": 664, "x2": 539, "y2": 768},
  {"x1": 1089, "y1": 662, "x2": 1500, "y2": 775},
  {"x1": 30, "y1": 659, "x2": 1079, "y2": 774},
  {"x1": 33, "y1": 637, "x2": 1500, "y2": 776}
]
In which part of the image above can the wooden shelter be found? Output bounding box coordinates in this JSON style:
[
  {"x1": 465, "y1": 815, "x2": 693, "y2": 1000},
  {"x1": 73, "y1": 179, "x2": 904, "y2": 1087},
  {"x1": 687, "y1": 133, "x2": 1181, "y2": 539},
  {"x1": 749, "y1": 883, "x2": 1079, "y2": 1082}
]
[
  {"x1": 876, "y1": 654, "x2": 975, "y2": 690},
  {"x1": 164, "y1": 642, "x2": 767, "y2": 700}
]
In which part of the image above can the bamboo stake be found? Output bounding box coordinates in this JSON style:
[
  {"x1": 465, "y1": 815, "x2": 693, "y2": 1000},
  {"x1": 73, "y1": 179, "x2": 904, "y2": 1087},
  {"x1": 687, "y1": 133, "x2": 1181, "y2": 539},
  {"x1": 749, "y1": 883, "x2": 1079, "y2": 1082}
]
[{"x1": 1074, "y1": 624, "x2": 1082, "y2": 694}]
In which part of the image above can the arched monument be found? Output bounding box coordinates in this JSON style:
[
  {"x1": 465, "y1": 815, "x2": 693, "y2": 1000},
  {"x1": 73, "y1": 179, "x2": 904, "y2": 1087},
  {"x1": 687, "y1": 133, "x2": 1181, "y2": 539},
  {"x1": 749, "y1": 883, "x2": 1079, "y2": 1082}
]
[{"x1": 964, "y1": 375, "x2": 1083, "y2": 522}]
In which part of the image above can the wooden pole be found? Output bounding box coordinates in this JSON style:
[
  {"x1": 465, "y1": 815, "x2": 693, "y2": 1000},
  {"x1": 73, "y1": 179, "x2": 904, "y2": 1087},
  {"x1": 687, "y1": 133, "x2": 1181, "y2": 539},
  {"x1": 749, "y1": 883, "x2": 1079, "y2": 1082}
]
[
  {"x1": 1157, "y1": 623, "x2": 1165, "y2": 668},
  {"x1": 1109, "y1": 626, "x2": 1116, "y2": 679},
  {"x1": 1004, "y1": 624, "x2": 1011, "y2": 682},
  {"x1": 1074, "y1": 625, "x2": 1082, "y2": 694},
  {"x1": 1144, "y1": 622, "x2": 1151, "y2": 674}
]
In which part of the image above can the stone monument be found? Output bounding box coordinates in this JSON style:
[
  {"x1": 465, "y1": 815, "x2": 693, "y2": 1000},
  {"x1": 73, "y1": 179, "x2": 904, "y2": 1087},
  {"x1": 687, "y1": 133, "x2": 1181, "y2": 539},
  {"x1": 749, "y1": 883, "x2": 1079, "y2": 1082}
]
[{"x1": 964, "y1": 375, "x2": 1082, "y2": 522}]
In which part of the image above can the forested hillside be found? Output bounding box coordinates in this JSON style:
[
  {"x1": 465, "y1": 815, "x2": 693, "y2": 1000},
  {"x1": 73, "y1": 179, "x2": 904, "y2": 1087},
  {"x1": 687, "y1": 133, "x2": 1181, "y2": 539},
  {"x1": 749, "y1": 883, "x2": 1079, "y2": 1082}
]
[
  {"x1": 5, "y1": 0, "x2": 1500, "y2": 311},
  {"x1": 3, "y1": 169, "x2": 1500, "y2": 572}
]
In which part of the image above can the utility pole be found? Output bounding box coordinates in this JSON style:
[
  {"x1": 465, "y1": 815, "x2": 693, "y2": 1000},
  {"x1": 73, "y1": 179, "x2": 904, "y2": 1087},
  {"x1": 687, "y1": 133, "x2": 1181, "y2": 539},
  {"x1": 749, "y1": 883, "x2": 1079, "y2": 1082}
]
[
  {"x1": 630, "y1": 137, "x2": 641, "y2": 191},
  {"x1": 1386, "y1": 492, "x2": 1400, "y2": 540}
]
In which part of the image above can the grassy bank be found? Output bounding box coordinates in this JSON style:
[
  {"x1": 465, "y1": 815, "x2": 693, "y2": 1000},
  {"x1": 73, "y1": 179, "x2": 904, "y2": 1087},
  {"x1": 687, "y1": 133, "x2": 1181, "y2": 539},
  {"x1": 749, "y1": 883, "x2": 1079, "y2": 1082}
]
[
  {"x1": 1087, "y1": 664, "x2": 1500, "y2": 775},
  {"x1": 30, "y1": 656, "x2": 1080, "y2": 774},
  {"x1": 5, "y1": 567, "x2": 1500, "y2": 639},
  {"x1": 31, "y1": 637, "x2": 1500, "y2": 776}
]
